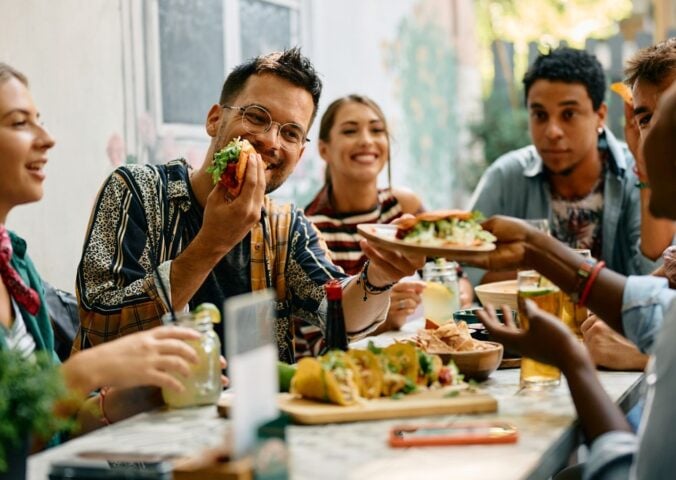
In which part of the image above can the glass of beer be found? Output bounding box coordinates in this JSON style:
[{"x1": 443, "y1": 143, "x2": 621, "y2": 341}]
[
  {"x1": 561, "y1": 249, "x2": 591, "y2": 339},
  {"x1": 517, "y1": 270, "x2": 563, "y2": 389}
]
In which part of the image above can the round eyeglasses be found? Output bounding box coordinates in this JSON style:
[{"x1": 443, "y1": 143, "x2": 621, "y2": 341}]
[{"x1": 222, "y1": 104, "x2": 309, "y2": 151}]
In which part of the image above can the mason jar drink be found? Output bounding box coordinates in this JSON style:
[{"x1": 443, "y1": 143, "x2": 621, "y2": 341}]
[
  {"x1": 561, "y1": 249, "x2": 592, "y2": 339},
  {"x1": 422, "y1": 259, "x2": 460, "y2": 325},
  {"x1": 161, "y1": 310, "x2": 222, "y2": 408},
  {"x1": 517, "y1": 270, "x2": 563, "y2": 389}
]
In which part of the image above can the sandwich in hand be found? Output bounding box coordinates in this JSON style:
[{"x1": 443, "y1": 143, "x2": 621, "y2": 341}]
[
  {"x1": 396, "y1": 210, "x2": 496, "y2": 247},
  {"x1": 206, "y1": 137, "x2": 256, "y2": 198}
]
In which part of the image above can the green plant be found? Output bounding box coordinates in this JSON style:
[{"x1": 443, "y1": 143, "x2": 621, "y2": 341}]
[
  {"x1": 464, "y1": 92, "x2": 531, "y2": 191},
  {"x1": 0, "y1": 350, "x2": 72, "y2": 472}
]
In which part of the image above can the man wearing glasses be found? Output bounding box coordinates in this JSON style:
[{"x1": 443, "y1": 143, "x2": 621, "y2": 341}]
[{"x1": 74, "y1": 48, "x2": 424, "y2": 363}]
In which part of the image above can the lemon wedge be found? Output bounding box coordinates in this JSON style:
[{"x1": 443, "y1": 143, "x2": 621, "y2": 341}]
[{"x1": 422, "y1": 282, "x2": 457, "y2": 323}]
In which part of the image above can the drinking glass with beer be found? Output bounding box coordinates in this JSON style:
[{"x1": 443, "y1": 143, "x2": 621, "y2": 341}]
[
  {"x1": 561, "y1": 249, "x2": 591, "y2": 339},
  {"x1": 517, "y1": 270, "x2": 563, "y2": 389}
]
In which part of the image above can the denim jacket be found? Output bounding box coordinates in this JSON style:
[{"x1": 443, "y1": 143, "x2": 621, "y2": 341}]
[{"x1": 467, "y1": 128, "x2": 662, "y2": 286}]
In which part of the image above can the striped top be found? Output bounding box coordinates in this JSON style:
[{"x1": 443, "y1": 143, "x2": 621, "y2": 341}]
[{"x1": 304, "y1": 186, "x2": 403, "y2": 275}]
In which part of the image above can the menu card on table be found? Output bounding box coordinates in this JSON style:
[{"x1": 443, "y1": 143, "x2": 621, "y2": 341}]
[{"x1": 224, "y1": 289, "x2": 279, "y2": 459}]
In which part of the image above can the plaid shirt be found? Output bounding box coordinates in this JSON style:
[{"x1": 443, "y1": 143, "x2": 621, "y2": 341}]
[{"x1": 74, "y1": 160, "x2": 353, "y2": 363}]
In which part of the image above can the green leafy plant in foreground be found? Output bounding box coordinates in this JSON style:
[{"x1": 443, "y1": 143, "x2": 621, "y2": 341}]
[{"x1": 0, "y1": 350, "x2": 72, "y2": 472}]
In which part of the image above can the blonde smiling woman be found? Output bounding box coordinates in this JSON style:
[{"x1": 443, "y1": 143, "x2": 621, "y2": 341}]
[{"x1": 0, "y1": 63, "x2": 226, "y2": 445}]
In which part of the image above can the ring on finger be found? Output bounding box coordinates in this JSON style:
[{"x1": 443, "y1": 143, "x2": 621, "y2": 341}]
[{"x1": 398, "y1": 299, "x2": 406, "y2": 310}]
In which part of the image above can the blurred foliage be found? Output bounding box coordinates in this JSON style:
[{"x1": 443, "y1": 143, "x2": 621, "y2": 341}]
[
  {"x1": 0, "y1": 350, "x2": 73, "y2": 472},
  {"x1": 475, "y1": 0, "x2": 633, "y2": 92},
  {"x1": 464, "y1": 0, "x2": 633, "y2": 191},
  {"x1": 463, "y1": 91, "x2": 530, "y2": 191},
  {"x1": 384, "y1": 15, "x2": 458, "y2": 209}
]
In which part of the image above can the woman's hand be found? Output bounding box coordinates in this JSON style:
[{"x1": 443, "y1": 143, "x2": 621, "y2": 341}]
[
  {"x1": 476, "y1": 301, "x2": 586, "y2": 370},
  {"x1": 63, "y1": 325, "x2": 206, "y2": 395},
  {"x1": 382, "y1": 280, "x2": 426, "y2": 330}
]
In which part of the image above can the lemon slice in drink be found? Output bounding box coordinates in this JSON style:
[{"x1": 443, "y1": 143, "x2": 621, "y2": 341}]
[
  {"x1": 194, "y1": 302, "x2": 221, "y2": 324},
  {"x1": 422, "y1": 282, "x2": 456, "y2": 323}
]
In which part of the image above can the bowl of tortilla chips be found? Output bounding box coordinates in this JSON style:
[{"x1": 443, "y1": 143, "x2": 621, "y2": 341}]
[{"x1": 415, "y1": 321, "x2": 503, "y2": 381}]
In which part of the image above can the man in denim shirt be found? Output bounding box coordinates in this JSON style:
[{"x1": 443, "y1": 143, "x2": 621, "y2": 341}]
[
  {"x1": 468, "y1": 47, "x2": 667, "y2": 287},
  {"x1": 463, "y1": 55, "x2": 676, "y2": 480}
]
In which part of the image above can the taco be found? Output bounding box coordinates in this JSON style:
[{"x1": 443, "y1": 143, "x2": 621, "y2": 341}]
[
  {"x1": 376, "y1": 343, "x2": 419, "y2": 396},
  {"x1": 396, "y1": 210, "x2": 496, "y2": 248},
  {"x1": 610, "y1": 82, "x2": 633, "y2": 106},
  {"x1": 290, "y1": 351, "x2": 361, "y2": 405},
  {"x1": 347, "y1": 349, "x2": 384, "y2": 399}
]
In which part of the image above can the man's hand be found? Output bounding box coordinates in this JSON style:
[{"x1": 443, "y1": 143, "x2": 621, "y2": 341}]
[
  {"x1": 447, "y1": 216, "x2": 532, "y2": 271},
  {"x1": 197, "y1": 153, "x2": 266, "y2": 256},
  {"x1": 359, "y1": 239, "x2": 425, "y2": 286},
  {"x1": 476, "y1": 301, "x2": 587, "y2": 371},
  {"x1": 580, "y1": 315, "x2": 648, "y2": 371}
]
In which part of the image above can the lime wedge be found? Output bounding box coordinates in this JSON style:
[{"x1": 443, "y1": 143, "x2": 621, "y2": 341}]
[
  {"x1": 194, "y1": 302, "x2": 221, "y2": 324},
  {"x1": 278, "y1": 361, "x2": 297, "y2": 393}
]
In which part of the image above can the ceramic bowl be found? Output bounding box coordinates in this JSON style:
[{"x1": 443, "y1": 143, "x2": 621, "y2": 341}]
[
  {"x1": 452, "y1": 308, "x2": 520, "y2": 359},
  {"x1": 474, "y1": 279, "x2": 518, "y2": 311},
  {"x1": 428, "y1": 341, "x2": 503, "y2": 381}
]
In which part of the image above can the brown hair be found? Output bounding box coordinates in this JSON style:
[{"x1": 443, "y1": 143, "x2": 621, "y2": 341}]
[
  {"x1": 624, "y1": 38, "x2": 676, "y2": 87},
  {"x1": 0, "y1": 63, "x2": 28, "y2": 86},
  {"x1": 318, "y1": 94, "x2": 392, "y2": 189},
  {"x1": 219, "y1": 47, "x2": 322, "y2": 126}
]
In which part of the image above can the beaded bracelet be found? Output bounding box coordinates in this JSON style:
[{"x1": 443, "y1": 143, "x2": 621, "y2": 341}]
[
  {"x1": 632, "y1": 165, "x2": 650, "y2": 189},
  {"x1": 357, "y1": 260, "x2": 394, "y2": 301},
  {"x1": 99, "y1": 387, "x2": 112, "y2": 426},
  {"x1": 578, "y1": 260, "x2": 605, "y2": 307}
]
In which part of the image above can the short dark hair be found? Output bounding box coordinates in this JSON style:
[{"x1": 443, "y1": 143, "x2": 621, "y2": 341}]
[
  {"x1": 219, "y1": 47, "x2": 322, "y2": 125},
  {"x1": 624, "y1": 38, "x2": 676, "y2": 87},
  {"x1": 0, "y1": 63, "x2": 28, "y2": 87},
  {"x1": 523, "y1": 46, "x2": 606, "y2": 110}
]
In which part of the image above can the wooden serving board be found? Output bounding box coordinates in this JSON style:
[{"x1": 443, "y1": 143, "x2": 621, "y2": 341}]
[{"x1": 218, "y1": 386, "x2": 497, "y2": 425}]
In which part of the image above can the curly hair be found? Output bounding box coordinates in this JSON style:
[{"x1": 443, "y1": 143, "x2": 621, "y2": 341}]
[
  {"x1": 219, "y1": 47, "x2": 322, "y2": 125},
  {"x1": 624, "y1": 38, "x2": 676, "y2": 87},
  {"x1": 522, "y1": 46, "x2": 606, "y2": 110}
]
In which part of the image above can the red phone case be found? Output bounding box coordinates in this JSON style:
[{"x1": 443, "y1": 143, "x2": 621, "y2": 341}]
[{"x1": 389, "y1": 421, "x2": 518, "y2": 447}]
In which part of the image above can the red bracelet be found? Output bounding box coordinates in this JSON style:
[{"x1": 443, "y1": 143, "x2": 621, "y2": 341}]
[
  {"x1": 578, "y1": 260, "x2": 605, "y2": 307},
  {"x1": 99, "y1": 387, "x2": 112, "y2": 426}
]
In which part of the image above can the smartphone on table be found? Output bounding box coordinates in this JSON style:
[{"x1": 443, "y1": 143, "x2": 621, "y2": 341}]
[
  {"x1": 389, "y1": 421, "x2": 518, "y2": 448},
  {"x1": 48, "y1": 452, "x2": 173, "y2": 479}
]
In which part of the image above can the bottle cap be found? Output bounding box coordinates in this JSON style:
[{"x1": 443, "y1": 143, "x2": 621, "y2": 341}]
[{"x1": 324, "y1": 279, "x2": 343, "y2": 301}]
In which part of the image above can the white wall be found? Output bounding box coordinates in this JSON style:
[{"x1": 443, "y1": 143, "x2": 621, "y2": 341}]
[
  {"x1": 0, "y1": 0, "x2": 126, "y2": 291},
  {"x1": 0, "y1": 0, "x2": 482, "y2": 291}
]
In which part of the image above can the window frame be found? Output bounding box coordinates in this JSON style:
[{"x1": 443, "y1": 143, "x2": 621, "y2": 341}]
[{"x1": 144, "y1": 0, "x2": 304, "y2": 141}]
